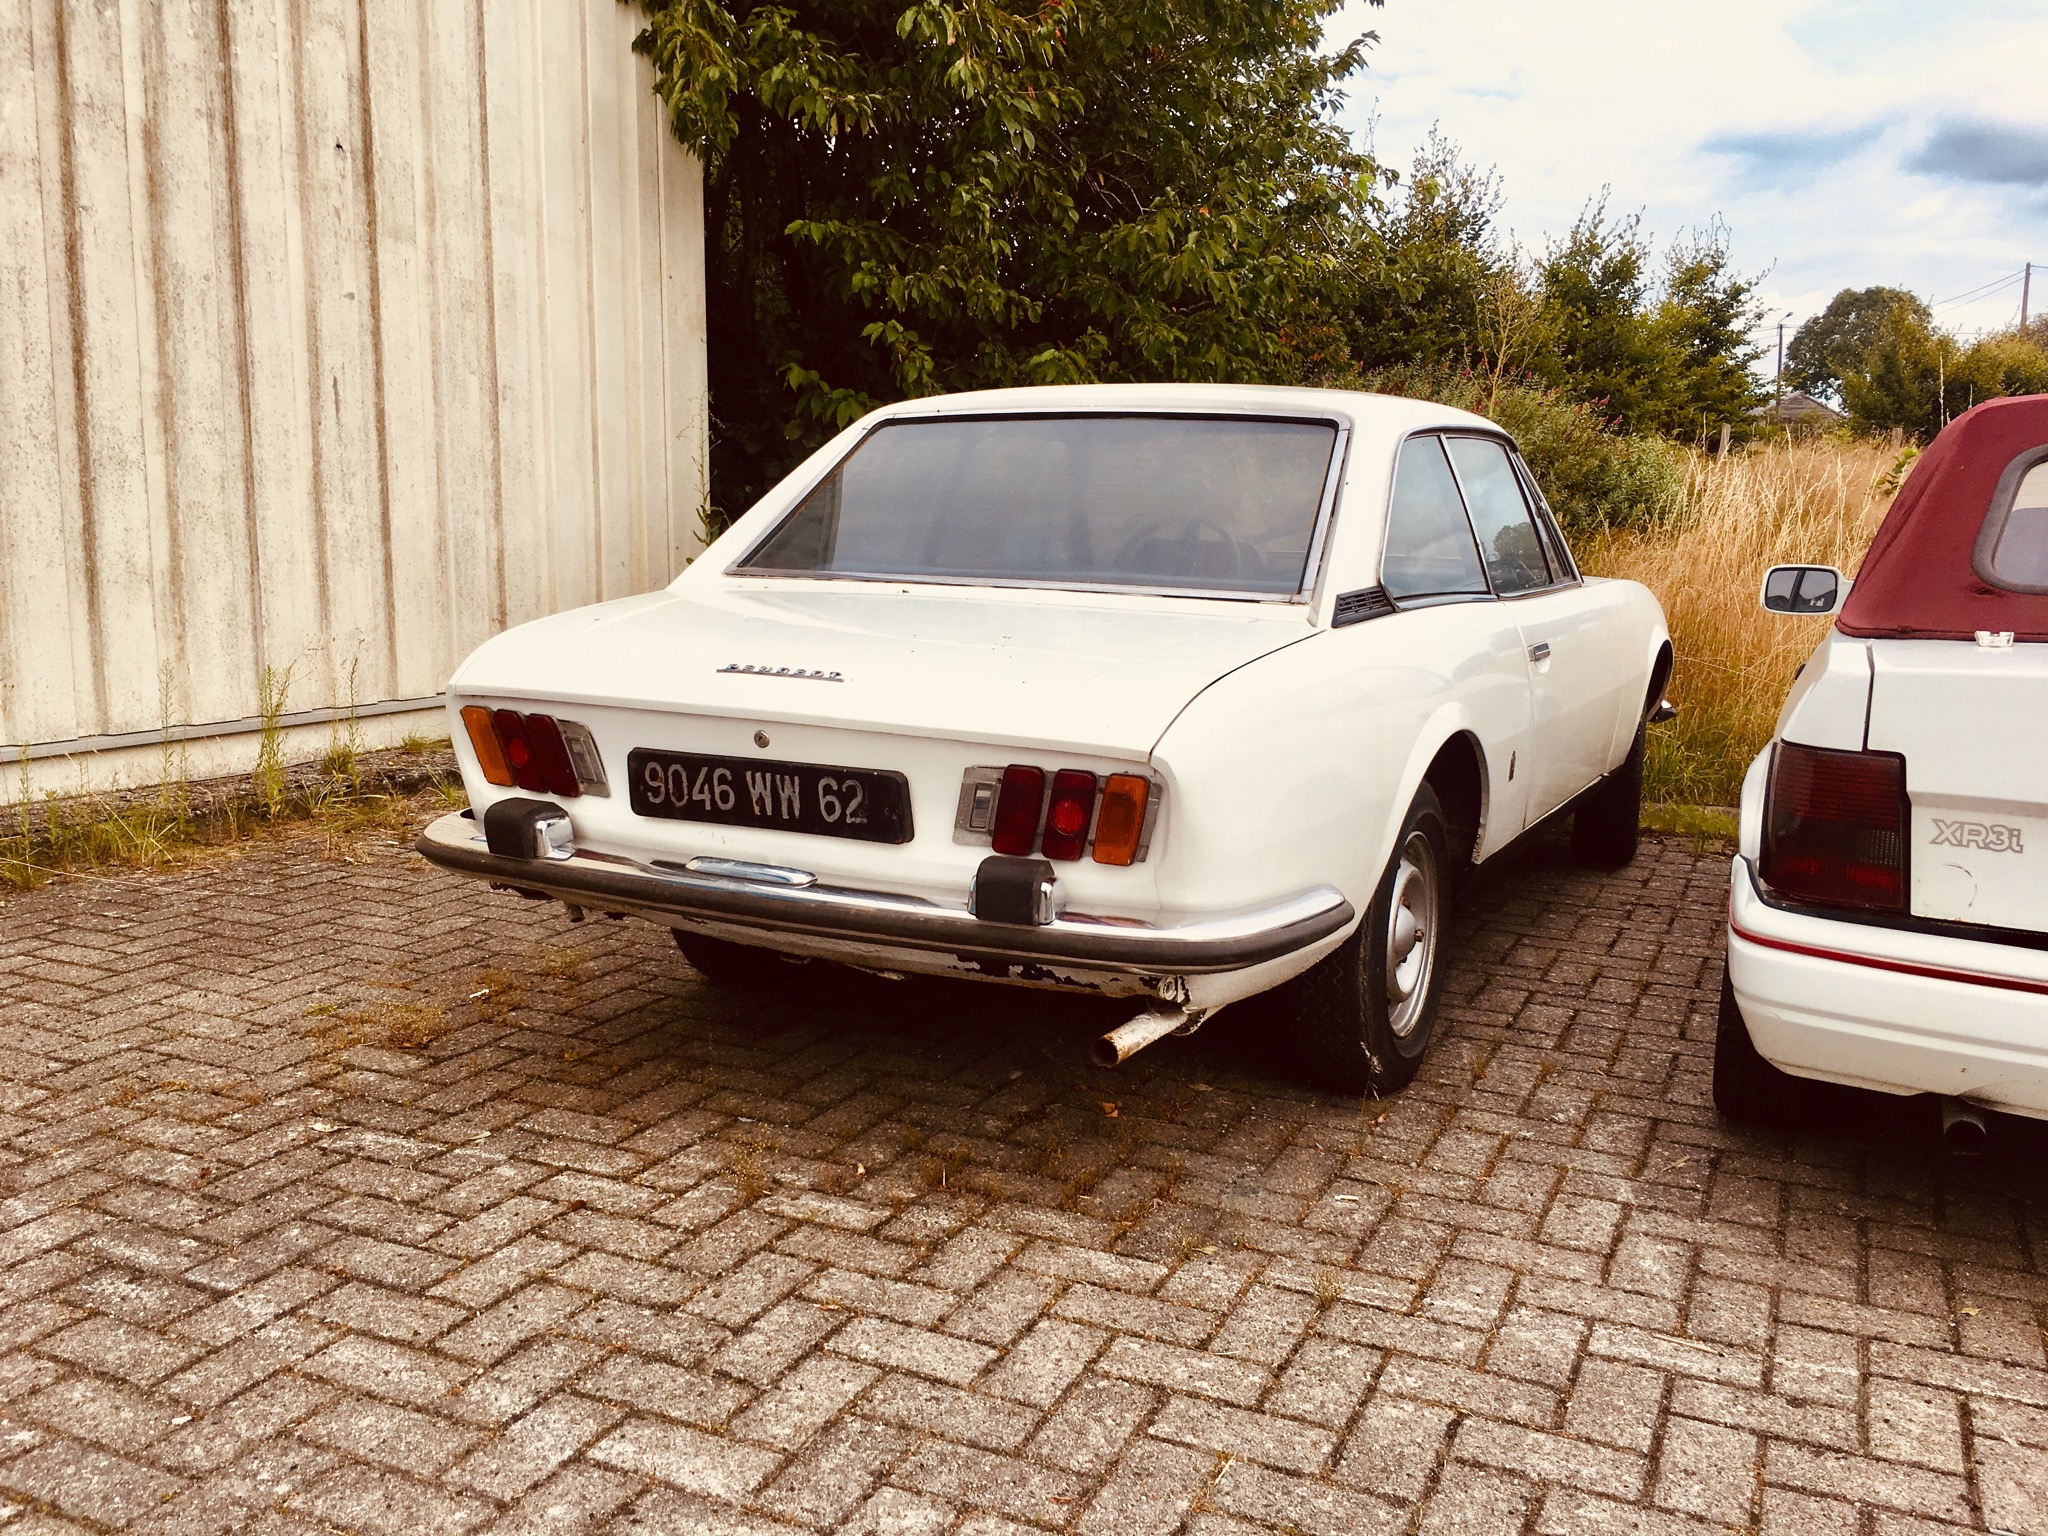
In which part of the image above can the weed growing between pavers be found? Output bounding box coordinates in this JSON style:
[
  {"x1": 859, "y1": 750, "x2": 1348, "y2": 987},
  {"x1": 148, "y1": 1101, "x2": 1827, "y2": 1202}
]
[{"x1": 1, "y1": 750, "x2": 461, "y2": 891}]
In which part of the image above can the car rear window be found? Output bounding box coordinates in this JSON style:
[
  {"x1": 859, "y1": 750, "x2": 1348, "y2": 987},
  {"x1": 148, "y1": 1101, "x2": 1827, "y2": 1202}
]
[
  {"x1": 1977, "y1": 452, "x2": 2048, "y2": 592},
  {"x1": 737, "y1": 414, "x2": 1339, "y2": 597}
]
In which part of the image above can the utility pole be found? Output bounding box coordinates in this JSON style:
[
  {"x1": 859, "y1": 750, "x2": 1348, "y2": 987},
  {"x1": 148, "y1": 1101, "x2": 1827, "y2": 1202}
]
[
  {"x1": 1775, "y1": 317, "x2": 1786, "y2": 418},
  {"x1": 2024, "y1": 262, "x2": 2033, "y2": 329}
]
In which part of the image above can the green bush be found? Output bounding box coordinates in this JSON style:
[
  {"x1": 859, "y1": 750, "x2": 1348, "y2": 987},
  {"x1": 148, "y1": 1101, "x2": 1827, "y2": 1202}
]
[{"x1": 1348, "y1": 363, "x2": 1686, "y2": 536}]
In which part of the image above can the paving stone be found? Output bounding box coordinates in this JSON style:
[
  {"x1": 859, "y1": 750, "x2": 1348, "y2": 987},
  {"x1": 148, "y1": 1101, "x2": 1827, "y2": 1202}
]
[
  {"x1": 1151, "y1": 1393, "x2": 1337, "y2": 1474},
  {"x1": 442, "y1": 1392, "x2": 621, "y2": 1499},
  {"x1": 5, "y1": 815, "x2": 2040, "y2": 1536},
  {"x1": 297, "y1": 1392, "x2": 483, "y2": 1476},
  {"x1": 1652, "y1": 1415, "x2": 1757, "y2": 1524},
  {"x1": 827, "y1": 1316, "x2": 996, "y2": 1385},
  {"x1": 587, "y1": 1414, "x2": 783, "y2": 1500}
]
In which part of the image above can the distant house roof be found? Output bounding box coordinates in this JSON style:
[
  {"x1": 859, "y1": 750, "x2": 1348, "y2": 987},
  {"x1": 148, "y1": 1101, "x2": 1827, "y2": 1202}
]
[{"x1": 1751, "y1": 389, "x2": 1846, "y2": 426}]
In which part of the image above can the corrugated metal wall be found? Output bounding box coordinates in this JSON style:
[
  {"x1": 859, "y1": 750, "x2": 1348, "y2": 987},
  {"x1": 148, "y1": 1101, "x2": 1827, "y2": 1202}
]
[{"x1": 0, "y1": 0, "x2": 707, "y2": 764}]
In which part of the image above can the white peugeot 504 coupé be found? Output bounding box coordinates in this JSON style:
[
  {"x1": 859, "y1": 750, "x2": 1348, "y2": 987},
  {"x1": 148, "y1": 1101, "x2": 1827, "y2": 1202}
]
[
  {"x1": 420, "y1": 384, "x2": 1672, "y2": 1092},
  {"x1": 1718, "y1": 396, "x2": 2048, "y2": 1147}
]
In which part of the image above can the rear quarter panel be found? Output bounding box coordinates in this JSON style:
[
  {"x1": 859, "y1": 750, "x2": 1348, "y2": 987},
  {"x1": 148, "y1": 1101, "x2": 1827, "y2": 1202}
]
[{"x1": 1149, "y1": 605, "x2": 1521, "y2": 922}]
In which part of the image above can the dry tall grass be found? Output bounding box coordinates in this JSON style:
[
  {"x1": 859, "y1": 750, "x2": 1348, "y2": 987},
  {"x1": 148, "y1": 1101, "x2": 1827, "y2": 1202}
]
[{"x1": 1580, "y1": 438, "x2": 1901, "y2": 808}]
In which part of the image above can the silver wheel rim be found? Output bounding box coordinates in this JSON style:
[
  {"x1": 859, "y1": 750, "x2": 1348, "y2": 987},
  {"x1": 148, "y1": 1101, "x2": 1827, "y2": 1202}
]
[{"x1": 1383, "y1": 831, "x2": 1439, "y2": 1040}]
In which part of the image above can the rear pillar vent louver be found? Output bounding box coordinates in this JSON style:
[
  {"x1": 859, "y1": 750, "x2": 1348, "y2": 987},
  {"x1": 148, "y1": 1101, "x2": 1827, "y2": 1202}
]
[{"x1": 1333, "y1": 586, "x2": 1396, "y2": 627}]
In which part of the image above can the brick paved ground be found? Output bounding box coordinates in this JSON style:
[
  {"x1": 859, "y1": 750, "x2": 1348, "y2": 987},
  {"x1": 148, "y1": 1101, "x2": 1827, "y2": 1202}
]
[{"x1": 1, "y1": 806, "x2": 2045, "y2": 1536}]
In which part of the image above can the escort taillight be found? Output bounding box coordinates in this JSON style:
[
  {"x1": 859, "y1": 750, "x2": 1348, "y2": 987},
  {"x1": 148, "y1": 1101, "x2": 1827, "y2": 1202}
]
[{"x1": 1759, "y1": 741, "x2": 1908, "y2": 912}]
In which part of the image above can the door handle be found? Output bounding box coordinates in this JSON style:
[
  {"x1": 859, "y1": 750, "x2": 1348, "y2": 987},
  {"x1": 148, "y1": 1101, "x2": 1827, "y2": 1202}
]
[{"x1": 1528, "y1": 641, "x2": 1551, "y2": 663}]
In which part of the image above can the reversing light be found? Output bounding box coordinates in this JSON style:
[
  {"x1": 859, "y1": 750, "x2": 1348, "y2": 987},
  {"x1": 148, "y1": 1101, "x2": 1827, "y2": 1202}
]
[
  {"x1": 489, "y1": 709, "x2": 547, "y2": 794},
  {"x1": 991, "y1": 766, "x2": 1046, "y2": 856},
  {"x1": 1091, "y1": 774, "x2": 1150, "y2": 866},
  {"x1": 1760, "y1": 741, "x2": 1907, "y2": 911},
  {"x1": 1041, "y1": 770, "x2": 1098, "y2": 862},
  {"x1": 461, "y1": 706, "x2": 513, "y2": 787}
]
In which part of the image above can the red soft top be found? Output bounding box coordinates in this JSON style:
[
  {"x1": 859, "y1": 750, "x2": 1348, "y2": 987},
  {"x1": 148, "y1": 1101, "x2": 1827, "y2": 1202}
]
[{"x1": 1836, "y1": 395, "x2": 2048, "y2": 643}]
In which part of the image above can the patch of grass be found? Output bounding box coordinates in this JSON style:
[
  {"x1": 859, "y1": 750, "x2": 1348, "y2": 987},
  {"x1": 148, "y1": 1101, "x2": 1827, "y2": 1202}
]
[
  {"x1": 319, "y1": 998, "x2": 454, "y2": 1052},
  {"x1": 400, "y1": 732, "x2": 450, "y2": 757},
  {"x1": 252, "y1": 663, "x2": 295, "y2": 819},
  {"x1": 727, "y1": 1147, "x2": 769, "y2": 1202},
  {"x1": 1581, "y1": 437, "x2": 1895, "y2": 807},
  {"x1": 1642, "y1": 802, "x2": 1739, "y2": 847}
]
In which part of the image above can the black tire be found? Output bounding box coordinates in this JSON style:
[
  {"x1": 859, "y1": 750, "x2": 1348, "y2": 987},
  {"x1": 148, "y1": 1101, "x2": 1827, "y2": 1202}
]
[
  {"x1": 673, "y1": 930, "x2": 791, "y2": 987},
  {"x1": 1287, "y1": 785, "x2": 1453, "y2": 1096},
  {"x1": 1572, "y1": 720, "x2": 1645, "y2": 868},
  {"x1": 1711, "y1": 970, "x2": 1803, "y2": 1123}
]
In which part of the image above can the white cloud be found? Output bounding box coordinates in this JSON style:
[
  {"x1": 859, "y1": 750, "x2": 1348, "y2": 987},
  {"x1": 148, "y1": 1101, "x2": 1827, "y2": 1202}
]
[{"x1": 1328, "y1": 0, "x2": 2048, "y2": 341}]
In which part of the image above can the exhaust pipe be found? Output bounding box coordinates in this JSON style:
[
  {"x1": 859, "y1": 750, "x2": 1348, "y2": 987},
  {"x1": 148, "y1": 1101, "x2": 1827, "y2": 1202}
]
[
  {"x1": 1094, "y1": 1006, "x2": 1195, "y2": 1068},
  {"x1": 1940, "y1": 1097, "x2": 1988, "y2": 1156}
]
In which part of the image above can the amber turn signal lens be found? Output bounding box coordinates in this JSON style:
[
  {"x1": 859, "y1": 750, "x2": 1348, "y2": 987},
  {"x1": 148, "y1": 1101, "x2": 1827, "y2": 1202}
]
[
  {"x1": 462, "y1": 705, "x2": 514, "y2": 787},
  {"x1": 1091, "y1": 774, "x2": 1150, "y2": 865}
]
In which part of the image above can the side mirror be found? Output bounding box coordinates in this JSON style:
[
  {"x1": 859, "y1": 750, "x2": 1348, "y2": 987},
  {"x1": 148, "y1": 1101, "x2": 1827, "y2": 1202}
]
[{"x1": 1760, "y1": 564, "x2": 1846, "y2": 616}]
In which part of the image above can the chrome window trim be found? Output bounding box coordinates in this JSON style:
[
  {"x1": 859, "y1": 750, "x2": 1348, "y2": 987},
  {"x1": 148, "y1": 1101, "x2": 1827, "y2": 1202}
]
[{"x1": 723, "y1": 409, "x2": 1352, "y2": 606}]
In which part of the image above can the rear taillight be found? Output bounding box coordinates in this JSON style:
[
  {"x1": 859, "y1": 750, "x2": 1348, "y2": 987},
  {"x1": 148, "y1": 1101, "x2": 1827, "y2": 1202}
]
[
  {"x1": 965, "y1": 765, "x2": 1155, "y2": 862},
  {"x1": 1041, "y1": 770, "x2": 1098, "y2": 861},
  {"x1": 1092, "y1": 774, "x2": 1151, "y2": 866},
  {"x1": 490, "y1": 710, "x2": 546, "y2": 794},
  {"x1": 468, "y1": 707, "x2": 606, "y2": 799},
  {"x1": 461, "y1": 706, "x2": 513, "y2": 787},
  {"x1": 991, "y1": 766, "x2": 1046, "y2": 856},
  {"x1": 523, "y1": 715, "x2": 582, "y2": 799},
  {"x1": 1760, "y1": 741, "x2": 1908, "y2": 911}
]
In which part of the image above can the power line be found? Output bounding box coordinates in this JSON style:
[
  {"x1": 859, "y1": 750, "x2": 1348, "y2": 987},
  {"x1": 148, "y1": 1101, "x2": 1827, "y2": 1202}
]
[{"x1": 1930, "y1": 269, "x2": 2024, "y2": 310}]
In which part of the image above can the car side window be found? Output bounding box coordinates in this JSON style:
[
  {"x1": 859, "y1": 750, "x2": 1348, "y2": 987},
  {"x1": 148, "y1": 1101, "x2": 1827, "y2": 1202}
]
[
  {"x1": 1382, "y1": 435, "x2": 1489, "y2": 601},
  {"x1": 1512, "y1": 450, "x2": 1579, "y2": 583},
  {"x1": 1445, "y1": 436, "x2": 1552, "y2": 595}
]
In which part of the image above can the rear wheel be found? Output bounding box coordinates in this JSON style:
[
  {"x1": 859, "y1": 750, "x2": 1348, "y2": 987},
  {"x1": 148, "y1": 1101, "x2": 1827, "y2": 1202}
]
[
  {"x1": 1288, "y1": 785, "x2": 1452, "y2": 1096},
  {"x1": 1711, "y1": 970, "x2": 1804, "y2": 1123},
  {"x1": 673, "y1": 930, "x2": 791, "y2": 988},
  {"x1": 1572, "y1": 720, "x2": 1645, "y2": 867}
]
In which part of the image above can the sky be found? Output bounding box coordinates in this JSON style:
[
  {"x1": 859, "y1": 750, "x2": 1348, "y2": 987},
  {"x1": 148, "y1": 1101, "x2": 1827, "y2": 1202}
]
[{"x1": 1326, "y1": 0, "x2": 2048, "y2": 367}]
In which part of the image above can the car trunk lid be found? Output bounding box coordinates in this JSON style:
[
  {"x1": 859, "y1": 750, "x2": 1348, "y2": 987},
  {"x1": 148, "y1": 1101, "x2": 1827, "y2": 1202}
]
[
  {"x1": 453, "y1": 582, "x2": 1314, "y2": 761},
  {"x1": 1865, "y1": 639, "x2": 2048, "y2": 932}
]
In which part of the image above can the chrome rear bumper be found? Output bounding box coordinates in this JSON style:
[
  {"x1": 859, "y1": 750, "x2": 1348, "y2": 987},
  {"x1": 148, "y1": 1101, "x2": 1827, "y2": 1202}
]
[{"x1": 416, "y1": 811, "x2": 1353, "y2": 975}]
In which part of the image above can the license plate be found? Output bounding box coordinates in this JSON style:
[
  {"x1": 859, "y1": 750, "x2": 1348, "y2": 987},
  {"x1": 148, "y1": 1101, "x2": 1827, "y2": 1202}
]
[{"x1": 627, "y1": 749, "x2": 912, "y2": 844}]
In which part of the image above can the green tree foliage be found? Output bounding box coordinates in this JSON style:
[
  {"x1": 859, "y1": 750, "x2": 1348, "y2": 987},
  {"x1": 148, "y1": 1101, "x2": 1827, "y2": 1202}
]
[
  {"x1": 1784, "y1": 286, "x2": 1929, "y2": 404},
  {"x1": 1812, "y1": 287, "x2": 2048, "y2": 439},
  {"x1": 1344, "y1": 147, "x2": 1764, "y2": 444},
  {"x1": 1347, "y1": 132, "x2": 1516, "y2": 372},
  {"x1": 1650, "y1": 222, "x2": 1768, "y2": 437},
  {"x1": 635, "y1": 0, "x2": 1377, "y2": 523},
  {"x1": 1364, "y1": 362, "x2": 1686, "y2": 535}
]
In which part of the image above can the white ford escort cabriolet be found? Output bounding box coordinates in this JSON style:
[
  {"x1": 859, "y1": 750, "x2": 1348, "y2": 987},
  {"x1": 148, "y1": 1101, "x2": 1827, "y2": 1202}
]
[
  {"x1": 420, "y1": 384, "x2": 1671, "y2": 1091},
  {"x1": 1718, "y1": 396, "x2": 2048, "y2": 1145}
]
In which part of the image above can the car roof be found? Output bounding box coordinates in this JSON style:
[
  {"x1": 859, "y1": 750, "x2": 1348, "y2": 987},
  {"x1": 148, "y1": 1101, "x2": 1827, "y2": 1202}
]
[
  {"x1": 1838, "y1": 395, "x2": 2048, "y2": 644},
  {"x1": 861, "y1": 382, "x2": 1501, "y2": 441}
]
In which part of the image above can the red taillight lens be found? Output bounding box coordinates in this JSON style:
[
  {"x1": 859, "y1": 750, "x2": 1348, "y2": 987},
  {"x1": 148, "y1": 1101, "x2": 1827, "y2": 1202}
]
[
  {"x1": 1760, "y1": 741, "x2": 1907, "y2": 911},
  {"x1": 522, "y1": 714, "x2": 581, "y2": 798},
  {"x1": 1041, "y1": 770, "x2": 1097, "y2": 862},
  {"x1": 991, "y1": 765, "x2": 1046, "y2": 856},
  {"x1": 490, "y1": 710, "x2": 546, "y2": 794}
]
